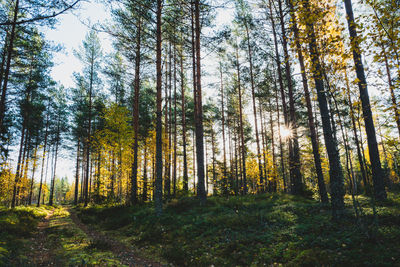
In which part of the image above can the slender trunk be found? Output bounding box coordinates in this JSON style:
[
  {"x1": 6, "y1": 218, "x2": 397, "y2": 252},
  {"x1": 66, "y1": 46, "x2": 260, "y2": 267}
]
[
  {"x1": 143, "y1": 141, "x2": 148, "y2": 201},
  {"x1": 193, "y1": 131, "x2": 196, "y2": 193},
  {"x1": 163, "y1": 46, "x2": 171, "y2": 198},
  {"x1": 267, "y1": 99, "x2": 277, "y2": 192},
  {"x1": 37, "y1": 111, "x2": 50, "y2": 207},
  {"x1": 235, "y1": 44, "x2": 247, "y2": 195},
  {"x1": 344, "y1": 0, "x2": 386, "y2": 201},
  {"x1": 131, "y1": 17, "x2": 142, "y2": 204},
  {"x1": 0, "y1": 0, "x2": 19, "y2": 131},
  {"x1": 11, "y1": 124, "x2": 26, "y2": 208},
  {"x1": 84, "y1": 48, "x2": 95, "y2": 207},
  {"x1": 180, "y1": 44, "x2": 188, "y2": 192},
  {"x1": 49, "y1": 118, "x2": 60, "y2": 206},
  {"x1": 219, "y1": 63, "x2": 228, "y2": 195},
  {"x1": 289, "y1": 0, "x2": 328, "y2": 202},
  {"x1": 304, "y1": 0, "x2": 345, "y2": 217},
  {"x1": 173, "y1": 43, "x2": 177, "y2": 197},
  {"x1": 211, "y1": 128, "x2": 216, "y2": 195},
  {"x1": 155, "y1": 0, "x2": 164, "y2": 216},
  {"x1": 274, "y1": 73, "x2": 286, "y2": 192},
  {"x1": 74, "y1": 139, "x2": 80, "y2": 205},
  {"x1": 345, "y1": 71, "x2": 368, "y2": 191},
  {"x1": 193, "y1": 0, "x2": 206, "y2": 202},
  {"x1": 28, "y1": 142, "x2": 39, "y2": 205},
  {"x1": 277, "y1": 0, "x2": 303, "y2": 194},
  {"x1": 244, "y1": 23, "x2": 263, "y2": 191},
  {"x1": 205, "y1": 138, "x2": 208, "y2": 194},
  {"x1": 269, "y1": 1, "x2": 288, "y2": 192},
  {"x1": 0, "y1": 31, "x2": 10, "y2": 95}
]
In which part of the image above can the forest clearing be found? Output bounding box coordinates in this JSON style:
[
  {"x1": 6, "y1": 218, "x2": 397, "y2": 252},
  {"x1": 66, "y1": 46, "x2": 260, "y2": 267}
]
[{"x1": 0, "y1": 0, "x2": 400, "y2": 265}]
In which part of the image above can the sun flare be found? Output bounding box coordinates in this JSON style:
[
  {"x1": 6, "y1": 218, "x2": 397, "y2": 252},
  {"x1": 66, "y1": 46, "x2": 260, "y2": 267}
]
[{"x1": 280, "y1": 125, "x2": 292, "y2": 139}]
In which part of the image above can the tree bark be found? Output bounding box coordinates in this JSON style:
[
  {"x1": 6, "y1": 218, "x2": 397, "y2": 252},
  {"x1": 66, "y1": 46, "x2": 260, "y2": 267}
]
[
  {"x1": 277, "y1": 0, "x2": 303, "y2": 194},
  {"x1": 37, "y1": 110, "x2": 50, "y2": 207},
  {"x1": 180, "y1": 43, "x2": 188, "y2": 192},
  {"x1": 343, "y1": 0, "x2": 386, "y2": 201},
  {"x1": 155, "y1": 0, "x2": 164, "y2": 216},
  {"x1": 244, "y1": 23, "x2": 263, "y2": 192},
  {"x1": 235, "y1": 44, "x2": 247, "y2": 195},
  {"x1": 131, "y1": 17, "x2": 142, "y2": 204},
  {"x1": 0, "y1": 0, "x2": 19, "y2": 132},
  {"x1": 74, "y1": 139, "x2": 80, "y2": 205},
  {"x1": 289, "y1": 0, "x2": 328, "y2": 202},
  {"x1": 219, "y1": 63, "x2": 228, "y2": 195},
  {"x1": 304, "y1": 0, "x2": 345, "y2": 217},
  {"x1": 194, "y1": 0, "x2": 206, "y2": 202}
]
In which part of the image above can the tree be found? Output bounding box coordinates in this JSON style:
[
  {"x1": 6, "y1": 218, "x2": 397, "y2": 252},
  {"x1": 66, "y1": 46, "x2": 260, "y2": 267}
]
[
  {"x1": 74, "y1": 30, "x2": 103, "y2": 206},
  {"x1": 343, "y1": 0, "x2": 387, "y2": 201}
]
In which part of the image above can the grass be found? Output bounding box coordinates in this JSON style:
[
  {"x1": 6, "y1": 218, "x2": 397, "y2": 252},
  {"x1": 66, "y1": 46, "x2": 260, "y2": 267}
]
[
  {"x1": 40, "y1": 206, "x2": 124, "y2": 266},
  {"x1": 0, "y1": 205, "x2": 50, "y2": 265},
  {"x1": 77, "y1": 193, "x2": 400, "y2": 266},
  {"x1": 0, "y1": 205, "x2": 125, "y2": 266}
]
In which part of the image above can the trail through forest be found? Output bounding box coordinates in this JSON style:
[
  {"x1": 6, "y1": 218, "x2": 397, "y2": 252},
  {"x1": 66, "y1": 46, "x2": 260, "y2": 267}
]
[
  {"x1": 27, "y1": 207, "x2": 163, "y2": 266},
  {"x1": 28, "y1": 209, "x2": 55, "y2": 265},
  {"x1": 67, "y1": 207, "x2": 163, "y2": 266}
]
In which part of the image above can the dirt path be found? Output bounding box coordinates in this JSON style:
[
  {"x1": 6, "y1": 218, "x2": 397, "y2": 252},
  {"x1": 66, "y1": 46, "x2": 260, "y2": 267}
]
[
  {"x1": 67, "y1": 207, "x2": 164, "y2": 267},
  {"x1": 28, "y1": 209, "x2": 56, "y2": 265}
]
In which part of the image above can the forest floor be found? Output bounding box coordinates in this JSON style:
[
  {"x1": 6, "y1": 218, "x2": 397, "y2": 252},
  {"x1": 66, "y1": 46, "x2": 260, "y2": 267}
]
[
  {"x1": 75, "y1": 192, "x2": 400, "y2": 266},
  {"x1": 1, "y1": 193, "x2": 400, "y2": 266},
  {"x1": 0, "y1": 205, "x2": 163, "y2": 266}
]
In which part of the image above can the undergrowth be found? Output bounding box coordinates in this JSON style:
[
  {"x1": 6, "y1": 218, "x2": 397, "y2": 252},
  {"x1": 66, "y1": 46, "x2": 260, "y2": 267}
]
[
  {"x1": 0, "y1": 205, "x2": 49, "y2": 265},
  {"x1": 77, "y1": 193, "x2": 400, "y2": 266}
]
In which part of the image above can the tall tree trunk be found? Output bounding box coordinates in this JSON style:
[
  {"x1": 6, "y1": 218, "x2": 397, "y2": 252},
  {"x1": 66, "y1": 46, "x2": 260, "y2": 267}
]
[
  {"x1": 11, "y1": 125, "x2": 26, "y2": 208},
  {"x1": 180, "y1": 43, "x2": 188, "y2": 192},
  {"x1": 173, "y1": 43, "x2": 177, "y2": 197},
  {"x1": 0, "y1": 31, "x2": 9, "y2": 99},
  {"x1": 155, "y1": 0, "x2": 164, "y2": 216},
  {"x1": 274, "y1": 73, "x2": 287, "y2": 192},
  {"x1": 28, "y1": 142, "x2": 39, "y2": 205},
  {"x1": 345, "y1": 70, "x2": 368, "y2": 190},
  {"x1": 194, "y1": 0, "x2": 206, "y2": 202},
  {"x1": 143, "y1": 141, "x2": 148, "y2": 201},
  {"x1": 244, "y1": 23, "x2": 263, "y2": 192},
  {"x1": 211, "y1": 127, "x2": 216, "y2": 195},
  {"x1": 235, "y1": 44, "x2": 247, "y2": 195},
  {"x1": 304, "y1": 0, "x2": 345, "y2": 217},
  {"x1": 164, "y1": 46, "x2": 171, "y2": 198},
  {"x1": 289, "y1": 0, "x2": 328, "y2": 202},
  {"x1": 192, "y1": 131, "x2": 196, "y2": 193},
  {"x1": 84, "y1": 47, "x2": 95, "y2": 207},
  {"x1": 277, "y1": 0, "x2": 303, "y2": 195},
  {"x1": 269, "y1": 0, "x2": 289, "y2": 192},
  {"x1": 219, "y1": 63, "x2": 228, "y2": 195},
  {"x1": 343, "y1": 0, "x2": 387, "y2": 201},
  {"x1": 0, "y1": 0, "x2": 19, "y2": 132},
  {"x1": 131, "y1": 17, "x2": 142, "y2": 205},
  {"x1": 267, "y1": 99, "x2": 277, "y2": 192},
  {"x1": 49, "y1": 118, "x2": 60, "y2": 206},
  {"x1": 37, "y1": 110, "x2": 50, "y2": 207},
  {"x1": 74, "y1": 139, "x2": 80, "y2": 205}
]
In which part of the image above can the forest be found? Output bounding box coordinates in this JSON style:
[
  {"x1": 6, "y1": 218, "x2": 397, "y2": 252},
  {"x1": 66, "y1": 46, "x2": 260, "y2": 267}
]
[{"x1": 0, "y1": 0, "x2": 400, "y2": 265}]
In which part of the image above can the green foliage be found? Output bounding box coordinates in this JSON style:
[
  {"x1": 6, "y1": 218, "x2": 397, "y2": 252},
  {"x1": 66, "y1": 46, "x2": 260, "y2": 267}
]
[{"x1": 78, "y1": 193, "x2": 400, "y2": 266}]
